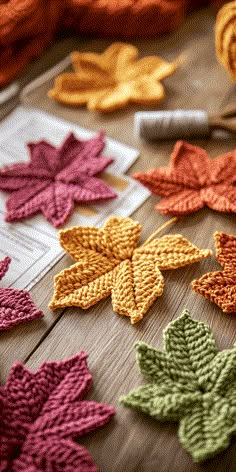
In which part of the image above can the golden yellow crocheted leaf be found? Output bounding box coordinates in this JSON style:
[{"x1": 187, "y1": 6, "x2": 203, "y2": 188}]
[
  {"x1": 48, "y1": 43, "x2": 177, "y2": 112},
  {"x1": 135, "y1": 235, "x2": 212, "y2": 270},
  {"x1": 49, "y1": 216, "x2": 211, "y2": 324},
  {"x1": 49, "y1": 262, "x2": 114, "y2": 309},
  {"x1": 112, "y1": 257, "x2": 164, "y2": 324}
]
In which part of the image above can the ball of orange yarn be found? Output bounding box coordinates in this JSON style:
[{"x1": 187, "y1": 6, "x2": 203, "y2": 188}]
[{"x1": 215, "y1": 0, "x2": 236, "y2": 83}]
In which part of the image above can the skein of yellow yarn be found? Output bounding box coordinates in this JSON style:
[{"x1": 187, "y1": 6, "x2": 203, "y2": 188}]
[{"x1": 215, "y1": 0, "x2": 236, "y2": 83}]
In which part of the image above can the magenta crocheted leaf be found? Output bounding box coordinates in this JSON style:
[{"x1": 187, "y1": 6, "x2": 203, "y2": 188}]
[
  {"x1": 0, "y1": 352, "x2": 115, "y2": 471},
  {"x1": 0, "y1": 256, "x2": 44, "y2": 331},
  {"x1": 0, "y1": 256, "x2": 11, "y2": 281},
  {"x1": 0, "y1": 132, "x2": 117, "y2": 228}
]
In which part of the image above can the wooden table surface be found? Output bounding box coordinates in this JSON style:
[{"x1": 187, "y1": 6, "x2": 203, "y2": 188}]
[{"x1": 1, "y1": 7, "x2": 236, "y2": 472}]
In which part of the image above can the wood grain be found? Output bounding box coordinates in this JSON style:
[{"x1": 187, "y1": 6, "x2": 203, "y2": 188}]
[{"x1": 1, "y1": 7, "x2": 236, "y2": 471}]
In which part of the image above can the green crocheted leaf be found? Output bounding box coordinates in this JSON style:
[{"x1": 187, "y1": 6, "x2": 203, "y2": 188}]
[
  {"x1": 179, "y1": 397, "x2": 236, "y2": 462},
  {"x1": 206, "y1": 348, "x2": 236, "y2": 397},
  {"x1": 120, "y1": 384, "x2": 202, "y2": 421},
  {"x1": 120, "y1": 309, "x2": 236, "y2": 462},
  {"x1": 164, "y1": 309, "x2": 217, "y2": 390},
  {"x1": 136, "y1": 342, "x2": 194, "y2": 393}
]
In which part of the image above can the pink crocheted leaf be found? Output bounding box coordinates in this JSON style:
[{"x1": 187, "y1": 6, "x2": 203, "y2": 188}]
[
  {"x1": 0, "y1": 287, "x2": 44, "y2": 331},
  {"x1": 0, "y1": 132, "x2": 117, "y2": 228},
  {"x1": 0, "y1": 352, "x2": 115, "y2": 471},
  {"x1": 133, "y1": 141, "x2": 236, "y2": 216},
  {"x1": 0, "y1": 256, "x2": 11, "y2": 281}
]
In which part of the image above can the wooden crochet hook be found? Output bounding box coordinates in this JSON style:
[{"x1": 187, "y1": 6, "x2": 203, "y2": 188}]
[{"x1": 134, "y1": 105, "x2": 236, "y2": 140}]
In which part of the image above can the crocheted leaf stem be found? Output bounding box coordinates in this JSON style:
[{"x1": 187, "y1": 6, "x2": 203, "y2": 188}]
[
  {"x1": 120, "y1": 309, "x2": 236, "y2": 462},
  {"x1": 133, "y1": 140, "x2": 236, "y2": 215},
  {"x1": 0, "y1": 256, "x2": 44, "y2": 331},
  {"x1": 192, "y1": 231, "x2": 236, "y2": 313},
  {"x1": 49, "y1": 216, "x2": 211, "y2": 324},
  {"x1": 0, "y1": 132, "x2": 116, "y2": 228},
  {"x1": 48, "y1": 42, "x2": 177, "y2": 112},
  {"x1": 0, "y1": 351, "x2": 115, "y2": 472}
]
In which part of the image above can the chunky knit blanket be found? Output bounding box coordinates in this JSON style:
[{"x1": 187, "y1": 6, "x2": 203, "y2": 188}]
[{"x1": 0, "y1": 0, "x2": 226, "y2": 88}]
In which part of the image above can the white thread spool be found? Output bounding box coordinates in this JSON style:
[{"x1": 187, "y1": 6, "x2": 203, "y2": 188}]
[{"x1": 134, "y1": 110, "x2": 210, "y2": 140}]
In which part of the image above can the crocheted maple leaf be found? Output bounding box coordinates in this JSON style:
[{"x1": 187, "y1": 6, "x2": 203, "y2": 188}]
[
  {"x1": 192, "y1": 231, "x2": 236, "y2": 313},
  {"x1": 120, "y1": 309, "x2": 236, "y2": 462},
  {"x1": 133, "y1": 140, "x2": 236, "y2": 215},
  {"x1": 0, "y1": 256, "x2": 10, "y2": 280},
  {"x1": 49, "y1": 216, "x2": 211, "y2": 324},
  {"x1": 0, "y1": 256, "x2": 44, "y2": 330},
  {"x1": 48, "y1": 42, "x2": 177, "y2": 112},
  {"x1": 0, "y1": 352, "x2": 115, "y2": 471},
  {"x1": 0, "y1": 132, "x2": 116, "y2": 228}
]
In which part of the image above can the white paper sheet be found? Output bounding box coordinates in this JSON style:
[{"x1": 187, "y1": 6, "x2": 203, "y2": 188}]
[{"x1": 0, "y1": 106, "x2": 150, "y2": 290}]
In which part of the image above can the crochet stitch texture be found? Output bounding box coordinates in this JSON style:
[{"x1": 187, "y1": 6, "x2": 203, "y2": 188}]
[
  {"x1": 0, "y1": 132, "x2": 116, "y2": 228},
  {"x1": 120, "y1": 309, "x2": 236, "y2": 462},
  {"x1": 192, "y1": 231, "x2": 236, "y2": 313},
  {"x1": 0, "y1": 351, "x2": 115, "y2": 471},
  {"x1": 49, "y1": 43, "x2": 177, "y2": 112},
  {"x1": 49, "y1": 216, "x2": 211, "y2": 324},
  {"x1": 0, "y1": 257, "x2": 43, "y2": 331},
  {"x1": 133, "y1": 140, "x2": 236, "y2": 215}
]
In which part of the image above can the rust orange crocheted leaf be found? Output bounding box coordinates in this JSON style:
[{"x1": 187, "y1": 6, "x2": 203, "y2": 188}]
[
  {"x1": 192, "y1": 232, "x2": 236, "y2": 313},
  {"x1": 133, "y1": 141, "x2": 236, "y2": 215},
  {"x1": 49, "y1": 216, "x2": 211, "y2": 324},
  {"x1": 48, "y1": 43, "x2": 177, "y2": 112}
]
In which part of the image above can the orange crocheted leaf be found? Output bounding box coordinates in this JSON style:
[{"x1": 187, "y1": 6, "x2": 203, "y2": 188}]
[
  {"x1": 49, "y1": 216, "x2": 211, "y2": 323},
  {"x1": 192, "y1": 232, "x2": 236, "y2": 313},
  {"x1": 48, "y1": 42, "x2": 177, "y2": 112},
  {"x1": 192, "y1": 270, "x2": 236, "y2": 313},
  {"x1": 133, "y1": 141, "x2": 236, "y2": 215},
  {"x1": 135, "y1": 235, "x2": 212, "y2": 270},
  {"x1": 215, "y1": 231, "x2": 236, "y2": 271}
]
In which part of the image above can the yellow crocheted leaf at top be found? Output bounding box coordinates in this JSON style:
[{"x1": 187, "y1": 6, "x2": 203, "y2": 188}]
[
  {"x1": 48, "y1": 43, "x2": 177, "y2": 112},
  {"x1": 49, "y1": 216, "x2": 211, "y2": 324}
]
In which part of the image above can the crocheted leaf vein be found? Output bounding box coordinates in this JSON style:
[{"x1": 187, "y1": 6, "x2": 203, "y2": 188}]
[
  {"x1": 133, "y1": 141, "x2": 236, "y2": 215},
  {"x1": 49, "y1": 216, "x2": 211, "y2": 324},
  {"x1": 49, "y1": 43, "x2": 177, "y2": 112},
  {"x1": 120, "y1": 309, "x2": 236, "y2": 462},
  {"x1": 0, "y1": 352, "x2": 115, "y2": 471},
  {"x1": 0, "y1": 132, "x2": 116, "y2": 228},
  {"x1": 0, "y1": 257, "x2": 44, "y2": 331},
  {"x1": 192, "y1": 231, "x2": 236, "y2": 313}
]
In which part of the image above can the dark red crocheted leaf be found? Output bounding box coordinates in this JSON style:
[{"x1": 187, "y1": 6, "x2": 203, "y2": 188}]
[
  {"x1": 133, "y1": 141, "x2": 236, "y2": 215},
  {"x1": 0, "y1": 288, "x2": 44, "y2": 331},
  {"x1": 0, "y1": 132, "x2": 117, "y2": 228},
  {"x1": 14, "y1": 438, "x2": 99, "y2": 472},
  {"x1": 0, "y1": 256, "x2": 11, "y2": 281},
  {"x1": 0, "y1": 352, "x2": 115, "y2": 471}
]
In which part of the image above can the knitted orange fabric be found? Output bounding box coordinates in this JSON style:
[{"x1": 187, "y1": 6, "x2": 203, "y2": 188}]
[
  {"x1": 0, "y1": 0, "x2": 226, "y2": 88},
  {"x1": 49, "y1": 43, "x2": 177, "y2": 112},
  {"x1": 215, "y1": 1, "x2": 236, "y2": 83},
  {"x1": 49, "y1": 216, "x2": 211, "y2": 324},
  {"x1": 192, "y1": 232, "x2": 236, "y2": 313}
]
